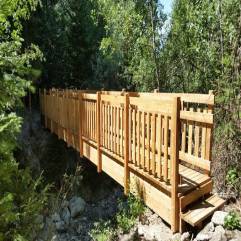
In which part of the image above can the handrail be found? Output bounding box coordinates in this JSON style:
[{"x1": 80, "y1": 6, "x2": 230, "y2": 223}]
[{"x1": 39, "y1": 88, "x2": 214, "y2": 233}]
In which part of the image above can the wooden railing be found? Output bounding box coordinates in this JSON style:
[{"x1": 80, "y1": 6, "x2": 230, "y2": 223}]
[{"x1": 39, "y1": 89, "x2": 214, "y2": 232}]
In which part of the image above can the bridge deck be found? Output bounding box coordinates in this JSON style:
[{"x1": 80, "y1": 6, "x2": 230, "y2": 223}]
[{"x1": 39, "y1": 89, "x2": 224, "y2": 233}]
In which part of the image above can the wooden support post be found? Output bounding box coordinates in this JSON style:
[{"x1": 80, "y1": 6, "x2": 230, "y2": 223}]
[
  {"x1": 171, "y1": 97, "x2": 181, "y2": 233},
  {"x1": 78, "y1": 92, "x2": 83, "y2": 157},
  {"x1": 44, "y1": 89, "x2": 47, "y2": 128},
  {"x1": 205, "y1": 90, "x2": 214, "y2": 176},
  {"x1": 97, "y1": 92, "x2": 102, "y2": 173},
  {"x1": 124, "y1": 93, "x2": 130, "y2": 195}
]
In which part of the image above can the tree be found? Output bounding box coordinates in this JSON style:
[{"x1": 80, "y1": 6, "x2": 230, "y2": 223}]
[{"x1": 0, "y1": 1, "x2": 48, "y2": 240}]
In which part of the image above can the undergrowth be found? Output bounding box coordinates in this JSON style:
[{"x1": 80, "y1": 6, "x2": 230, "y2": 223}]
[{"x1": 89, "y1": 194, "x2": 145, "y2": 241}]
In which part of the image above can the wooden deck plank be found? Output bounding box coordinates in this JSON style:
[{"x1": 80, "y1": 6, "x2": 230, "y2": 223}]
[{"x1": 181, "y1": 194, "x2": 225, "y2": 226}]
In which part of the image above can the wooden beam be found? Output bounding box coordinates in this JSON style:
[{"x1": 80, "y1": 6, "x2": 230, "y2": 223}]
[
  {"x1": 171, "y1": 97, "x2": 181, "y2": 233},
  {"x1": 180, "y1": 110, "x2": 213, "y2": 125},
  {"x1": 97, "y1": 92, "x2": 102, "y2": 172},
  {"x1": 124, "y1": 93, "x2": 130, "y2": 195}
]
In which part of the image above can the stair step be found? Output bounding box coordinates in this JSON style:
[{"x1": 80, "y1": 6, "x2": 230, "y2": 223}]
[{"x1": 181, "y1": 194, "x2": 225, "y2": 226}]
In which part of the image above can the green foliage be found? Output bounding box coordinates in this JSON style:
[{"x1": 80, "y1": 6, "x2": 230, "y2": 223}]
[
  {"x1": 96, "y1": 0, "x2": 167, "y2": 91},
  {"x1": 226, "y1": 168, "x2": 240, "y2": 186},
  {"x1": 89, "y1": 195, "x2": 145, "y2": 240},
  {"x1": 116, "y1": 195, "x2": 145, "y2": 233},
  {"x1": 0, "y1": 0, "x2": 49, "y2": 240},
  {"x1": 0, "y1": 167, "x2": 49, "y2": 241},
  {"x1": 224, "y1": 211, "x2": 241, "y2": 230},
  {"x1": 89, "y1": 220, "x2": 115, "y2": 241}
]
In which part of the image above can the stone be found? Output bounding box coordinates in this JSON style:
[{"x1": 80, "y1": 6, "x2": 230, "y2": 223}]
[
  {"x1": 138, "y1": 224, "x2": 172, "y2": 241},
  {"x1": 172, "y1": 233, "x2": 181, "y2": 241},
  {"x1": 51, "y1": 235, "x2": 59, "y2": 241},
  {"x1": 52, "y1": 213, "x2": 61, "y2": 223},
  {"x1": 195, "y1": 233, "x2": 212, "y2": 241},
  {"x1": 181, "y1": 232, "x2": 190, "y2": 241},
  {"x1": 55, "y1": 220, "x2": 66, "y2": 232},
  {"x1": 69, "y1": 196, "x2": 86, "y2": 218},
  {"x1": 211, "y1": 211, "x2": 228, "y2": 226},
  {"x1": 209, "y1": 226, "x2": 227, "y2": 241},
  {"x1": 119, "y1": 227, "x2": 137, "y2": 241},
  {"x1": 61, "y1": 207, "x2": 71, "y2": 226},
  {"x1": 226, "y1": 230, "x2": 241, "y2": 241},
  {"x1": 61, "y1": 200, "x2": 69, "y2": 209}
]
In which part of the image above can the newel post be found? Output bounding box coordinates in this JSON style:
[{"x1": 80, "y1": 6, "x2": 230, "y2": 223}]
[
  {"x1": 171, "y1": 97, "x2": 181, "y2": 233},
  {"x1": 78, "y1": 92, "x2": 83, "y2": 157},
  {"x1": 124, "y1": 93, "x2": 130, "y2": 195},
  {"x1": 97, "y1": 92, "x2": 102, "y2": 173}
]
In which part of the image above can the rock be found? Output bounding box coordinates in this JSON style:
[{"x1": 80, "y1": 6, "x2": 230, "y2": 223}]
[
  {"x1": 119, "y1": 227, "x2": 137, "y2": 241},
  {"x1": 51, "y1": 235, "x2": 59, "y2": 241},
  {"x1": 203, "y1": 222, "x2": 215, "y2": 233},
  {"x1": 172, "y1": 233, "x2": 181, "y2": 241},
  {"x1": 181, "y1": 232, "x2": 190, "y2": 241},
  {"x1": 52, "y1": 212, "x2": 67, "y2": 232},
  {"x1": 138, "y1": 224, "x2": 172, "y2": 241},
  {"x1": 209, "y1": 225, "x2": 227, "y2": 241},
  {"x1": 61, "y1": 200, "x2": 69, "y2": 209},
  {"x1": 69, "y1": 196, "x2": 86, "y2": 218},
  {"x1": 195, "y1": 222, "x2": 215, "y2": 241},
  {"x1": 195, "y1": 233, "x2": 212, "y2": 241},
  {"x1": 225, "y1": 229, "x2": 241, "y2": 241},
  {"x1": 52, "y1": 213, "x2": 61, "y2": 223},
  {"x1": 55, "y1": 220, "x2": 66, "y2": 232},
  {"x1": 61, "y1": 207, "x2": 71, "y2": 226},
  {"x1": 211, "y1": 211, "x2": 228, "y2": 226}
]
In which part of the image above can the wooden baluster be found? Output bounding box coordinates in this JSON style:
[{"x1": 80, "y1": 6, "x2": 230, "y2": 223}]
[
  {"x1": 194, "y1": 108, "x2": 201, "y2": 157},
  {"x1": 171, "y1": 97, "x2": 181, "y2": 233},
  {"x1": 142, "y1": 111, "x2": 145, "y2": 169},
  {"x1": 181, "y1": 107, "x2": 187, "y2": 152},
  {"x1": 79, "y1": 93, "x2": 83, "y2": 157},
  {"x1": 44, "y1": 89, "x2": 47, "y2": 128},
  {"x1": 137, "y1": 110, "x2": 140, "y2": 167},
  {"x1": 50, "y1": 89, "x2": 53, "y2": 133},
  {"x1": 157, "y1": 113, "x2": 162, "y2": 179},
  {"x1": 103, "y1": 103, "x2": 105, "y2": 149},
  {"x1": 117, "y1": 106, "x2": 120, "y2": 156},
  {"x1": 124, "y1": 93, "x2": 130, "y2": 195},
  {"x1": 133, "y1": 108, "x2": 136, "y2": 165},
  {"x1": 188, "y1": 107, "x2": 194, "y2": 155},
  {"x1": 147, "y1": 112, "x2": 150, "y2": 173},
  {"x1": 97, "y1": 92, "x2": 102, "y2": 172},
  {"x1": 120, "y1": 107, "x2": 123, "y2": 157},
  {"x1": 152, "y1": 113, "x2": 156, "y2": 176},
  {"x1": 163, "y1": 115, "x2": 168, "y2": 182},
  {"x1": 201, "y1": 109, "x2": 207, "y2": 159}
]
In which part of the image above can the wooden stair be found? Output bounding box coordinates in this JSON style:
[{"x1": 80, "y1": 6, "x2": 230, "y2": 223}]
[{"x1": 181, "y1": 194, "x2": 225, "y2": 227}]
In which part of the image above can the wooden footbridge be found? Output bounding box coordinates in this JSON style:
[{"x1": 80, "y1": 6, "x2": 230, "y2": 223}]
[{"x1": 39, "y1": 89, "x2": 225, "y2": 233}]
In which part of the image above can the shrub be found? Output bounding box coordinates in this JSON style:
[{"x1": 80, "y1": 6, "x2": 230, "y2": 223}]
[
  {"x1": 224, "y1": 211, "x2": 241, "y2": 230},
  {"x1": 89, "y1": 220, "x2": 115, "y2": 241},
  {"x1": 116, "y1": 194, "x2": 145, "y2": 233},
  {"x1": 0, "y1": 163, "x2": 49, "y2": 241}
]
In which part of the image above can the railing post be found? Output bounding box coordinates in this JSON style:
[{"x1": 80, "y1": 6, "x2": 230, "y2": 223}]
[
  {"x1": 124, "y1": 93, "x2": 130, "y2": 195},
  {"x1": 97, "y1": 92, "x2": 102, "y2": 173},
  {"x1": 78, "y1": 92, "x2": 83, "y2": 157},
  {"x1": 171, "y1": 96, "x2": 181, "y2": 233}
]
